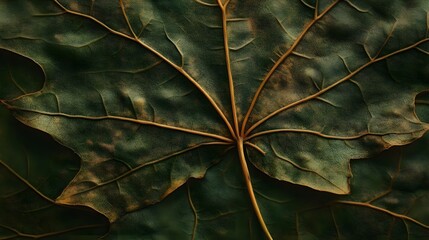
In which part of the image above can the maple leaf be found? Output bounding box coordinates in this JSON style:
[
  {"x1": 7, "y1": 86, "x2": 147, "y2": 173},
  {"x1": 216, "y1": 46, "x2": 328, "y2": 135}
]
[{"x1": 0, "y1": 0, "x2": 428, "y2": 239}]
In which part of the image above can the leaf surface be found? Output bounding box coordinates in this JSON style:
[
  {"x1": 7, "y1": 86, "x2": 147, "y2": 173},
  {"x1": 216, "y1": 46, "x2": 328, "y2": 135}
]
[
  {"x1": 108, "y1": 131, "x2": 429, "y2": 239},
  {"x1": 0, "y1": 0, "x2": 428, "y2": 238},
  {"x1": 0, "y1": 105, "x2": 108, "y2": 239}
]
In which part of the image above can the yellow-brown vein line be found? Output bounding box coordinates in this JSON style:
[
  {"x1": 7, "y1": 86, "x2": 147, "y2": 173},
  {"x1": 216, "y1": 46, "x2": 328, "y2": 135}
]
[
  {"x1": 119, "y1": 0, "x2": 138, "y2": 39},
  {"x1": 334, "y1": 201, "x2": 429, "y2": 229},
  {"x1": 237, "y1": 138, "x2": 273, "y2": 240},
  {"x1": 10, "y1": 108, "x2": 233, "y2": 142},
  {"x1": 246, "y1": 38, "x2": 429, "y2": 135},
  {"x1": 270, "y1": 143, "x2": 347, "y2": 194},
  {"x1": 246, "y1": 129, "x2": 400, "y2": 141},
  {"x1": 241, "y1": 0, "x2": 340, "y2": 136},
  {"x1": 217, "y1": 0, "x2": 239, "y2": 138},
  {"x1": 61, "y1": 141, "x2": 231, "y2": 198},
  {"x1": 187, "y1": 183, "x2": 198, "y2": 240},
  {"x1": 0, "y1": 160, "x2": 55, "y2": 204},
  {"x1": 0, "y1": 223, "x2": 106, "y2": 239},
  {"x1": 53, "y1": 0, "x2": 236, "y2": 138}
]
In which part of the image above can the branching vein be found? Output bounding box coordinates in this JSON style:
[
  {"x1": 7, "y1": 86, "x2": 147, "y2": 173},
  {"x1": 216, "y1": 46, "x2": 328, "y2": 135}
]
[
  {"x1": 270, "y1": 143, "x2": 346, "y2": 193},
  {"x1": 53, "y1": 0, "x2": 236, "y2": 138},
  {"x1": 241, "y1": 0, "x2": 341, "y2": 136},
  {"x1": 246, "y1": 128, "x2": 399, "y2": 141},
  {"x1": 246, "y1": 38, "x2": 429, "y2": 135},
  {"x1": 64, "y1": 141, "x2": 231, "y2": 197},
  {"x1": 8, "y1": 107, "x2": 233, "y2": 143},
  {"x1": 0, "y1": 223, "x2": 106, "y2": 239},
  {"x1": 334, "y1": 201, "x2": 429, "y2": 229},
  {"x1": 187, "y1": 183, "x2": 198, "y2": 240},
  {"x1": 0, "y1": 161, "x2": 55, "y2": 204},
  {"x1": 217, "y1": 0, "x2": 239, "y2": 138}
]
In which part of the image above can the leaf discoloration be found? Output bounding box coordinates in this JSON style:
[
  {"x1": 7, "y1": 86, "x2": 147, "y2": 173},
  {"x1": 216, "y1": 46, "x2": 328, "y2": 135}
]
[{"x1": 1, "y1": 0, "x2": 428, "y2": 239}]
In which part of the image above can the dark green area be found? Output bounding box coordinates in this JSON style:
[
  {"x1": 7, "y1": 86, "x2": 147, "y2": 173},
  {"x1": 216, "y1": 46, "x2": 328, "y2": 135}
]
[{"x1": 0, "y1": 0, "x2": 428, "y2": 239}]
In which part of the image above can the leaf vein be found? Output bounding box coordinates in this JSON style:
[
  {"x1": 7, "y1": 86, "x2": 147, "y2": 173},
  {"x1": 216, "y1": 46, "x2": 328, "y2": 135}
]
[
  {"x1": 246, "y1": 38, "x2": 429, "y2": 135},
  {"x1": 9, "y1": 107, "x2": 233, "y2": 142},
  {"x1": 53, "y1": 0, "x2": 236, "y2": 139},
  {"x1": 241, "y1": 0, "x2": 341, "y2": 135}
]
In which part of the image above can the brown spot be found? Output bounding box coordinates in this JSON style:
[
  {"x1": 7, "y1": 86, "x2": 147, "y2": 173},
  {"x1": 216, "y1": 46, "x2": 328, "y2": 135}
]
[
  {"x1": 99, "y1": 143, "x2": 115, "y2": 153},
  {"x1": 133, "y1": 97, "x2": 148, "y2": 119},
  {"x1": 269, "y1": 59, "x2": 294, "y2": 91},
  {"x1": 83, "y1": 152, "x2": 107, "y2": 165},
  {"x1": 53, "y1": 34, "x2": 64, "y2": 42},
  {"x1": 69, "y1": 1, "x2": 80, "y2": 11},
  {"x1": 114, "y1": 131, "x2": 123, "y2": 138},
  {"x1": 161, "y1": 179, "x2": 186, "y2": 199},
  {"x1": 126, "y1": 203, "x2": 140, "y2": 212}
]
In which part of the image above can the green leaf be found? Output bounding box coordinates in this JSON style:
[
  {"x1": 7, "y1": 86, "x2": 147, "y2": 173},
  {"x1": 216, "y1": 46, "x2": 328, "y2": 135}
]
[
  {"x1": 0, "y1": 0, "x2": 428, "y2": 238},
  {"x1": 108, "y1": 132, "x2": 429, "y2": 239}
]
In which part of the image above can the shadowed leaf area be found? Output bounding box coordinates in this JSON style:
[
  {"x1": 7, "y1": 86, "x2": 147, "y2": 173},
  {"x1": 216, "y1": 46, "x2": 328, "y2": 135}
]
[
  {"x1": 0, "y1": 105, "x2": 109, "y2": 239},
  {"x1": 0, "y1": 0, "x2": 428, "y2": 239}
]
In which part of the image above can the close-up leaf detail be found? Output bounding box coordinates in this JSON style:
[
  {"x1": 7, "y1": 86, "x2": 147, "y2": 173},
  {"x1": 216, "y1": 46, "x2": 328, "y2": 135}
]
[
  {"x1": 0, "y1": 0, "x2": 428, "y2": 239},
  {"x1": 0, "y1": 105, "x2": 109, "y2": 239}
]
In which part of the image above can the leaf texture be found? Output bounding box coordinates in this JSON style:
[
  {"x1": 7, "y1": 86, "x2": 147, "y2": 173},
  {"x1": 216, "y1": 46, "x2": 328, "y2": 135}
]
[
  {"x1": 0, "y1": 105, "x2": 108, "y2": 239},
  {"x1": 108, "y1": 131, "x2": 429, "y2": 239},
  {"x1": 0, "y1": 0, "x2": 428, "y2": 239}
]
